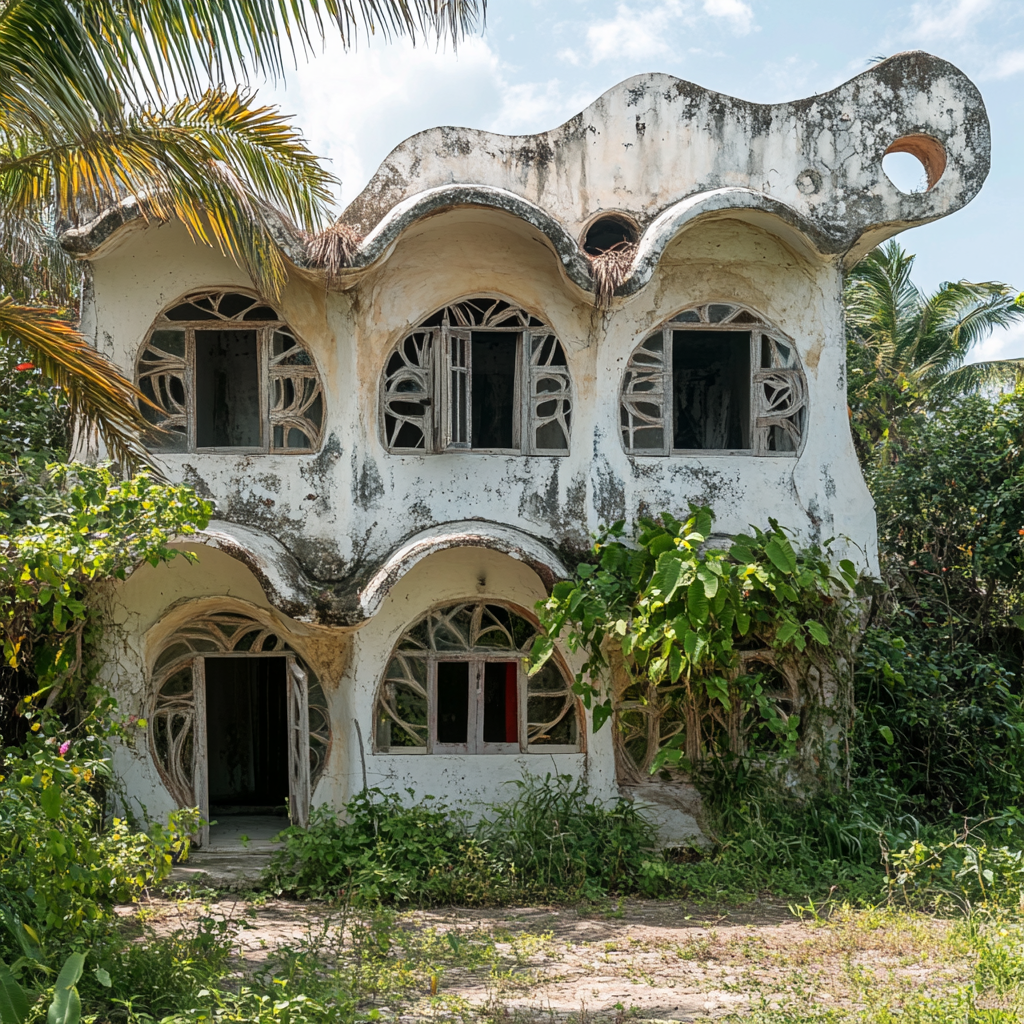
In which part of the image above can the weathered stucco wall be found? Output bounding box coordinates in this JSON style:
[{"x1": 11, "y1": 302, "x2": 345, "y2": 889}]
[{"x1": 73, "y1": 53, "x2": 992, "y2": 839}]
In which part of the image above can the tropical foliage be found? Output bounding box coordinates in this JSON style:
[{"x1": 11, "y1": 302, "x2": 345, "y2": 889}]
[
  {"x1": 528, "y1": 507, "x2": 860, "y2": 774},
  {"x1": 845, "y1": 241, "x2": 1024, "y2": 461},
  {"x1": 0, "y1": 0, "x2": 484, "y2": 467}
]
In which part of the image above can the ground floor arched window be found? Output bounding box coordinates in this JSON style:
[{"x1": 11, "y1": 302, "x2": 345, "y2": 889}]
[{"x1": 374, "y1": 601, "x2": 581, "y2": 754}]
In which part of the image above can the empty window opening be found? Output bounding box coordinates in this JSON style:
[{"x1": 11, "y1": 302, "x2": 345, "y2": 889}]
[
  {"x1": 882, "y1": 134, "x2": 946, "y2": 194},
  {"x1": 483, "y1": 661, "x2": 519, "y2": 744},
  {"x1": 138, "y1": 290, "x2": 325, "y2": 454},
  {"x1": 436, "y1": 661, "x2": 470, "y2": 745},
  {"x1": 583, "y1": 214, "x2": 638, "y2": 256},
  {"x1": 620, "y1": 303, "x2": 807, "y2": 457},
  {"x1": 205, "y1": 657, "x2": 288, "y2": 816},
  {"x1": 472, "y1": 332, "x2": 518, "y2": 449},
  {"x1": 195, "y1": 330, "x2": 261, "y2": 448},
  {"x1": 382, "y1": 299, "x2": 572, "y2": 456},
  {"x1": 672, "y1": 330, "x2": 751, "y2": 450}
]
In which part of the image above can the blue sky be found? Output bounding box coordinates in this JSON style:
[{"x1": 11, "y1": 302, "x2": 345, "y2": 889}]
[{"x1": 267, "y1": 0, "x2": 1024, "y2": 361}]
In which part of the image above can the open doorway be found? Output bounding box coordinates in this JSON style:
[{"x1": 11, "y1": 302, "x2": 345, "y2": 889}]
[{"x1": 204, "y1": 656, "x2": 289, "y2": 846}]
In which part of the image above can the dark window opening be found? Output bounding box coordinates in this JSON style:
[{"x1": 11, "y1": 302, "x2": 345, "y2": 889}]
[
  {"x1": 672, "y1": 330, "x2": 750, "y2": 450},
  {"x1": 436, "y1": 661, "x2": 470, "y2": 744},
  {"x1": 471, "y1": 332, "x2": 517, "y2": 449},
  {"x1": 583, "y1": 214, "x2": 638, "y2": 256},
  {"x1": 195, "y1": 330, "x2": 261, "y2": 447},
  {"x1": 205, "y1": 657, "x2": 288, "y2": 814},
  {"x1": 483, "y1": 661, "x2": 519, "y2": 744}
]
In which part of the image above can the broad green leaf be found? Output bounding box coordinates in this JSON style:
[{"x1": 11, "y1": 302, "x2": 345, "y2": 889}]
[
  {"x1": 577, "y1": 563, "x2": 594, "y2": 578},
  {"x1": 669, "y1": 647, "x2": 684, "y2": 682},
  {"x1": 526, "y1": 636, "x2": 554, "y2": 674},
  {"x1": 694, "y1": 508, "x2": 713, "y2": 539},
  {"x1": 92, "y1": 969, "x2": 111, "y2": 989},
  {"x1": 775, "y1": 621, "x2": 800, "y2": 644},
  {"x1": 1012, "y1": 614, "x2": 1024, "y2": 631},
  {"x1": 682, "y1": 630, "x2": 699, "y2": 659},
  {"x1": 592, "y1": 702, "x2": 613, "y2": 732},
  {"x1": 764, "y1": 538, "x2": 797, "y2": 574},
  {"x1": 687, "y1": 579, "x2": 709, "y2": 623},
  {"x1": 697, "y1": 566, "x2": 719, "y2": 598},
  {"x1": 735, "y1": 610, "x2": 751, "y2": 635},
  {"x1": 879, "y1": 725, "x2": 895, "y2": 746},
  {"x1": 806, "y1": 621, "x2": 830, "y2": 646},
  {"x1": 47, "y1": 953, "x2": 85, "y2": 1024},
  {"x1": 651, "y1": 553, "x2": 685, "y2": 601},
  {"x1": 729, "y1": 543, "x2": 756, "y2": 564},
  {"x1": 40, "y1": 784, "x2": 61, "y2": 820},
  {"x1": 0, "y1": 960, "x2": 29, "y2": 1024}
]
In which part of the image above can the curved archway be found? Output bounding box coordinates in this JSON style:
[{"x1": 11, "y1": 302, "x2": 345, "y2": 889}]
[
  {"x1": 137, "y1": 289, "x2": 325, "y2": 453},
  {"x1": 149, "y1": 605, "x2": 330, "y2": 835}
]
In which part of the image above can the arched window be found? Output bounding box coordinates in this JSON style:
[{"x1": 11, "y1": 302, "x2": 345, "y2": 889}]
[
  {"x1": 619, "y1": 303, "x2": 807, "y2": 456},
  {"x1": 381, "y1": 298, "x2": 572, "y2": 455},
  {"x1": 150, "y1": 610, "x2": 330, "y2": 836},
  {"x1": 374, "y1": 601, "x2": 581, "y2": 754},
  {"x1": 137, "y1": 290, "x2": 324, "y2": 453}
]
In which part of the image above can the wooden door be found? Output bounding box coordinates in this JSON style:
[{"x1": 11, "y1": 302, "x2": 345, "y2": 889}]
[{"x1": 287, "y1": 658, "x2": 311, "y2": 828}]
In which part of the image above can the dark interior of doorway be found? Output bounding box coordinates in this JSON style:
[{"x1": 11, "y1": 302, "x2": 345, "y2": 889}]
[{"x1": 205, "y1": 657, "x2": 289, "y2": 825}]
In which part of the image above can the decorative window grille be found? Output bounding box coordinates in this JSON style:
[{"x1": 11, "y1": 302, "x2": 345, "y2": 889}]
[
  {"x1": 373, "y1": 601, "x2": 581, "y2": 754},
  {"x1": 137, "y1": 291, "x2": 324, "y2": 453},
  {"x1": 381, "y1": 298, "x2": 572, "y2": 455},
  {"x1": 614, "y1": 649, "x2": 800, "y2": 782},
  {"x1": 620, "y1": 303, "x2": 807, "y2": 456},
  {"x1": 150, "y1": 611, "x2": 330, "y2": 823}
]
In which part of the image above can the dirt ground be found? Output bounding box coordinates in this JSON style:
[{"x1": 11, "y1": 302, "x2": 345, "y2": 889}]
[{"x1": 119, "y1": 894, "x2": 981, "y2": 1022}]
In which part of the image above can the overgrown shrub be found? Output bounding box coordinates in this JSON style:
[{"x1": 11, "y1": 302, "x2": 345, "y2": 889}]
[
  {"x1": 854, "y1": 622, "x2": 1024, "y2": 819},
  {"x1": 266, "y1": 776, "x2": 657, "y2": 904}
]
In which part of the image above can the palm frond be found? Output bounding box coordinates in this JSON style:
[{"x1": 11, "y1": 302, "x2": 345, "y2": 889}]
[
  {"x1": 0, "y1": 297, "x2": 153, "y2": 469},
  {"x1": 927, "y1": 359, "x2": 1024, "y2": 404},
  {"x1": 69, "y1": 0, "x2": 485, "y2": 96},
  {"x1": 0, "y1": 89, "x2": 339, "y2": 296}
]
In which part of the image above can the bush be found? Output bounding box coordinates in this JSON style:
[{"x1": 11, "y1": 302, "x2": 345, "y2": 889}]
[
  {"x1": 854, "y1": 623, "x2": 1024, "y2": 819},
  {"x1": 266, "y1": 776, "x2": 658, "y2": 904}
]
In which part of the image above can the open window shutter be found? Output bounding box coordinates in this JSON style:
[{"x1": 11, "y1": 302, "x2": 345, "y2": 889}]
[
  {"x1": 619, "y1": 328, "x2": 670, "y2": 455},
  {"x1": 287, "y1": 658, "x2": 311, "y2": 828},
  {"x1": 439, "y1": 327, "x2": 471, "y2": 450},
  {"x1": 527, "y1": 333, "x2": 571, "y2": 454},
  {"x1": 191, "y1": 659, "x2": 210, "y2": 847}
]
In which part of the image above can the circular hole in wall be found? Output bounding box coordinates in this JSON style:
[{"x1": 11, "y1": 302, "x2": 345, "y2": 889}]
[
  {"x1": 582, "y1": 213, "x2": 639, "y2": 255},
  {"x1": 882, "y1": 134, "x2": 947, "y2": 194}
]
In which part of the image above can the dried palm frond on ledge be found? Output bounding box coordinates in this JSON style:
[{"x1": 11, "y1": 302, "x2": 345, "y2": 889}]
[
  {"x1": 588, "y1": 241, "x2": 638, "y2": 307},
  {"x1": 306, "y1": 222, "x2": 363, "y2": 277}
]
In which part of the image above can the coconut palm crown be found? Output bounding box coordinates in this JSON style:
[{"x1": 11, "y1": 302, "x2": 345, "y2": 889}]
[
  {"x1": 845, "y1": 241, "x2": 1024, "y2": 463},
  {"x1": 0, "y1": 0, "x2": 484, "y2": 468}
]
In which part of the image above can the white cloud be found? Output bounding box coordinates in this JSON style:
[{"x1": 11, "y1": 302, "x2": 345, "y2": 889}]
[
  {"x1": 266, "y1": 37, "x2": 503, "y2": 208},
  {"x1": 986, "y1": 48, "x2": 1024, "y2": 78},
  {"x1": 570, "y1": 1, "x2": 687, "y2": 65},
  {"x1": 967, "y1": 321, "x2": 1024, "y2": 364},
  {"x1": 907, "y1": 0, "x2": 996, "y2": 43},
  {"x1": 703, "y1": 0, "x2": 755, "y2": 34},
  {"x1": 490, "y1": 79, "x2": 595, "y2": 135}
]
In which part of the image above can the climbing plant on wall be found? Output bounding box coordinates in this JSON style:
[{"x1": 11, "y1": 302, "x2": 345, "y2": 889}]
[{"x1": 528, "y1": 506, "x2": 862, "y2": 781}]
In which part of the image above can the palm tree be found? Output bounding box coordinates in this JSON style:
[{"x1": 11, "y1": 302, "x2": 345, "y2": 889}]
[
  {"x1": 0, "y1": 0, "x2": 483, "y2": 467},
  {"x1": 845, "y1": 241, "x2": 1024, "y2": 462}
]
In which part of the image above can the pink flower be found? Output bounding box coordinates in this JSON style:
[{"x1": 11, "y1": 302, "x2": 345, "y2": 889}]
[{"x1": 59, "y1": 741, "x2": 70, "y2": 756}]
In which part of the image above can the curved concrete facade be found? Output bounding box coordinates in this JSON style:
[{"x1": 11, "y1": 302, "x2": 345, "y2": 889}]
[{"x1": 73, "y1": 54, "x2": 989, "y2": 843}]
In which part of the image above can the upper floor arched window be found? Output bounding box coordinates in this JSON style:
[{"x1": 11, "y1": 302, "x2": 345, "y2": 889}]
[
  {"x1": 619, "y1": 303, "x2": 807, "y2": 456},
  {"x1": 380, "y1": 297, "x2": 572, "y2": 455},
  {"x1": 137, "y1": 290, "x2": 324, "y2": 453}
]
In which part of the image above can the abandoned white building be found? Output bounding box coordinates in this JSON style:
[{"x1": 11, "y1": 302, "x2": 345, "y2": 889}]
[{"x1": 62, "y1": 51, "x2": 989, "y2": 845}]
